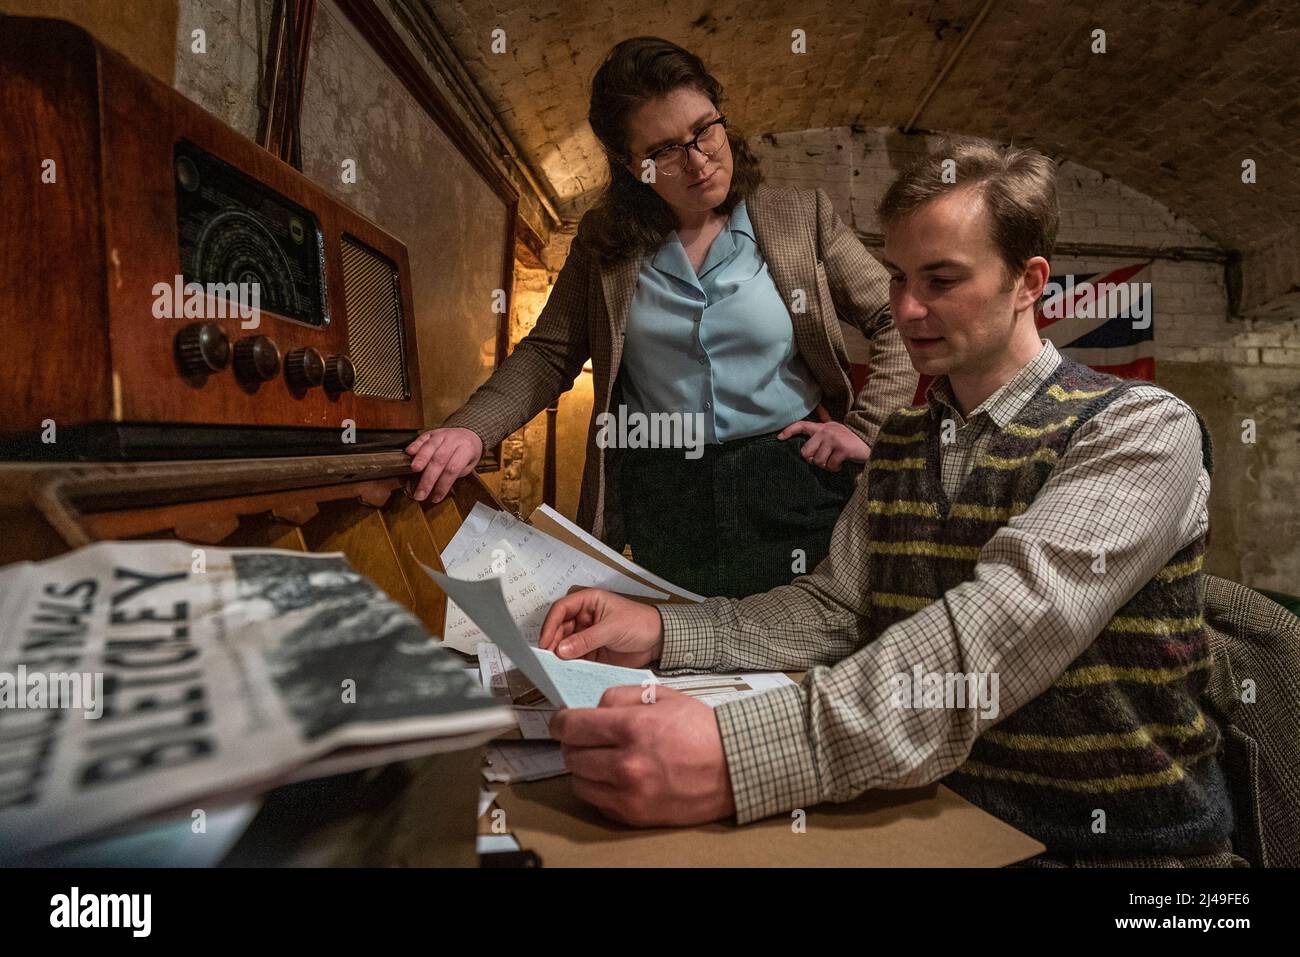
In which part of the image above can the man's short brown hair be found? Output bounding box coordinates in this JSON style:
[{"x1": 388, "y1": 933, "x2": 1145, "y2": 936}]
[{"x1": 878, "y1": 139, "x2": 1060, "y2": 284}]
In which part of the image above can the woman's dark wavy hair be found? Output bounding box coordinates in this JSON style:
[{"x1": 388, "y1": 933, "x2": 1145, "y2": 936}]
[{"x1": 584, "y1": 36, "x2": 763, "y2": 264}]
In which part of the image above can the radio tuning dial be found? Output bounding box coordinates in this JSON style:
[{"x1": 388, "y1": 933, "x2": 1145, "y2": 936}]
[
  {"x1": 233, "y1": 335, "x2": 281, "y2": 384},
  {"x1": 176, "y1": 322, "x2": 231, "y2": 376},
  {"x1": 284, "y1": 347, "x2": 325, "y2": 390},
  {"x1": 324, "y1": 355, "x2": 356, "y2": 394}
]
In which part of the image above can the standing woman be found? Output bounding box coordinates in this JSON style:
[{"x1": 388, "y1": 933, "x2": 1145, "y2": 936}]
[{"x1": 408, "y1": 37, "x2": 917, "y2": 598}]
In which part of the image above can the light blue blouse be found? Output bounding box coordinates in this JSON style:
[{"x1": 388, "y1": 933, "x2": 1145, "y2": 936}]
[{"x1": 620, "y1": 200, "x2": 822, "y2": 444}]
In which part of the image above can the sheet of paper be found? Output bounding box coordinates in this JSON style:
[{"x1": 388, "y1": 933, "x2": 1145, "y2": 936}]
[
  {"x1": 478, "y1": 790, "x2": 497, "y2": 818},
  {"x1": 425, "y1": 567, "x2": 654, "y2": 708},
  {"x1": 479, "y1": 670, "x2": 798, "y2": 741},
  {"x1": 514, "y1": 708, "x2": 554, "y2": 739},
  {"x1": 479, "y1": 644, "x2": 558, "y2": 736},
  {"x1": 437, "y1": 542, "x2": 543, "y2": 653},
  {"x1": 477, "y1": 834, "x2": 522, "y2": 854},
  {"x1": 427, "y1": 568, "x2": 567, "y2": 704},
  {"x1": 478, "y1": 642, "x2": 511, "y2": 698},
  {"x1": 533, "y1": 646, "x2": 655, "y2": 709},
  {"x1": 477, "y1": 641, "x2": 545, "y2": 704},
  {"x1": 439, "y1": 501, "x2": 498, "y2": 570},
  {"x1": 532, "y1": 503, "x2": 706, "y2": 602},
  {"x1": 437, "y1": 505, "x2": 670, "y2": 654},
  {"x1": 482, "y1": 741, "x2": 568, "y2": 783}
]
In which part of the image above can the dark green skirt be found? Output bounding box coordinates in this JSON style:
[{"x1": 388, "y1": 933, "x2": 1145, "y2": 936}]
[{"x1": 619, "y1": 430, "x2": 858, "y2": 598}]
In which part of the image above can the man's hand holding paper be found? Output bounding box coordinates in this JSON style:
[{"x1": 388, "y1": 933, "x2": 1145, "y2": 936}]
[
  {"x1": 550, "y1": 685, "x2": 736, "y2": 828},
  {"x1": 538, "y1": 588, "x2": 664, "y2": 667},
  {"x1": 539, "y1": 587, "x2": 736, "y2": 826},
  {"x1": 433, "y1": 569, "x2": 736, "y2": 827}
]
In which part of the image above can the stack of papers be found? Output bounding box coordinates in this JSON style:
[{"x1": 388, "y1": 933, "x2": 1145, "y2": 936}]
[
  {"x1": 483, "y1": 741, "x2": 569, "y2": 784},
  {"x1": 477, "y1": 643, "x2": 796, "y2": 742},
  {"x1": 424, "y1": 506, "x2": 798, "y2": 787},
  {"x1": 437, "y1": 504, "x2": 676, "y2": 654}
]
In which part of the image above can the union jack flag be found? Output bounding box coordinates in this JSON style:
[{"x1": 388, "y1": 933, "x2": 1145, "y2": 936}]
[{"x1": 1034, "y1": 261, "x2": 1155, "y2": 381}]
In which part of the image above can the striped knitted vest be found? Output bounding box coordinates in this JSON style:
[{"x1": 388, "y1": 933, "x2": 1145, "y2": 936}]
[{"x1": 865, "y1": 355, "x2": 1233, "y2": 855}]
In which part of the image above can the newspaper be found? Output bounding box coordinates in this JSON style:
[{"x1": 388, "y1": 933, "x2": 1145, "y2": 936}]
[{"x1": 0, "y1": 541, "x2": 514, "y2": 859}]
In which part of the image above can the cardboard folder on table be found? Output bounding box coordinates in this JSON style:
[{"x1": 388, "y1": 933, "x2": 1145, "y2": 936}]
[{"x1": 492, "y1": 777, "x2": 1046, "y2": 868}]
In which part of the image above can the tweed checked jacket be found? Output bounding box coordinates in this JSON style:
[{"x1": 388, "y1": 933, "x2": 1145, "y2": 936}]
[
  {"x1": 441, "y1": 183, "x2": 919, "y2": 549},
  {"x1": 1201, "y1": 575, "x2": 1300, "y2": 867}
]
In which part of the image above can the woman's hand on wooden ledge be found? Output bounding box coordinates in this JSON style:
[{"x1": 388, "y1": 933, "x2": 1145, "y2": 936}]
[{"x1": 406, "y1": 427, "x2": 484, "y2": 502}]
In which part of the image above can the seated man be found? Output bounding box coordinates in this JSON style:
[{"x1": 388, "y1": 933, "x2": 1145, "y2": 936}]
[{"x1": 539, "y1": 139, "x2": 1239, "y2": 866}]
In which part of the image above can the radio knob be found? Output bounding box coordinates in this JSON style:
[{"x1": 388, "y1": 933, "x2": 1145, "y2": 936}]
[
  {"x1": 284, "y1": 346, "x2": 325, "y2": 389},
  {"x1": 175, "y1": 322, "x2": 231, "y2": 376},
  {"x1": 233, "y1": 335, "x2": 281, "y2": 384},
  {"x1": 324, "y1": 355, "x2": 356, "y2": 393}
]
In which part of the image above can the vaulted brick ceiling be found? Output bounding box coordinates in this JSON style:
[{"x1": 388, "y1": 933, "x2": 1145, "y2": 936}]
[{"x1": 426, "y1": 0, "x2": 1299, "y2": 295}]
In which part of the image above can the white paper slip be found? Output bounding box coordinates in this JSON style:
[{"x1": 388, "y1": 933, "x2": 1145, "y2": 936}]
[
  {"x1": 477, "y1": 834, "x2": 521, "y2": 854},
  {"x1": 438, "y1": 540, "x2": 550, "y2": 654},
  {"x1": 482, "y1": 741, "x2": 568, "y2": 784},
  {"x1": 476, "y1": 653, "x2": 796, "y2": 740},
  {"x1": 478, "y1": 790, "x2": 498, "y2": 818},
  {"x1": 660, "y1": 671, "x2": 798, "y2": 707},
  {"x1": 425, "y1": 566, "x2": 654, "y2": 709},
  {"x1": 478, "y1": 642, "x2": 511, "y2": 697},
  {"x1": 514, "y1": 708, "x2": 554, "y2": 739},
  {"x1": 477, "y1": 641, "x2": 546, "y2": 705},
  {"x1": 478, "y1": 643, "x2": 558, "y2": 737}
]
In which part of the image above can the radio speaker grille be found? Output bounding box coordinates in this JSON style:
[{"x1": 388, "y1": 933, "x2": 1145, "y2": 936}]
[{"x1": 340, "y1": 235, "x2": 409, "y2": 399}]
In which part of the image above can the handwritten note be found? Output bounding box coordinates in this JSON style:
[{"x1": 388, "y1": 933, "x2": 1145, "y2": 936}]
[
  {"x1": 423, "y1": 566, "x2": 655, "y2": 709},
  {"x1": 531, "y1": 504, "x2": 706, "y2": 602},
  {"x1": 437, "y1": 504, "x2": 668, "y2": 654}
]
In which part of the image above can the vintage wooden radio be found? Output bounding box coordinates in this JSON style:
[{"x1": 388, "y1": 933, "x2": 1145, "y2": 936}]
[{"x1": 0, "y1": 15, "x2": 424, "y2": 459}]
